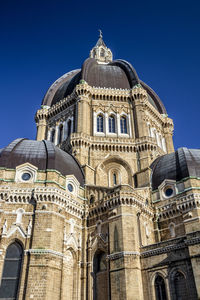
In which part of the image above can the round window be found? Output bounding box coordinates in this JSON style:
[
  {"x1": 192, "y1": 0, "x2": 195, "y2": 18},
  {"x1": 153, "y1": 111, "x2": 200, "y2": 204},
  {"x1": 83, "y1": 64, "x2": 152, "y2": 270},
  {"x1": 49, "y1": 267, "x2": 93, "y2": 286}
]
[
  {"x1": 165, "y1": 187, "x2": 173, "y2": 197},
  {"x1": 21, "y1": 172, "x2": 31, "y2": 181},
  {"x1": 67, "y1": 183, "x2": 74, "y2": 192}
]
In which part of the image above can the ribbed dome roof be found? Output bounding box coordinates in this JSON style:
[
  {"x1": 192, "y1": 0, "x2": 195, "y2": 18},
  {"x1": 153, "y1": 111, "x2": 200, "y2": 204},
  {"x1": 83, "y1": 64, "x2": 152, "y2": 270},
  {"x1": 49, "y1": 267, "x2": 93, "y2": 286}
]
[
  {"x1": 0, "y1": 139, "x2": 85, "y2": 186},
  {"x1": 42, "y1": 58, "x2": 166, "y2": 114},
  {"x1": 151, "y1": 148, "x2": 200, "y2": 190}
]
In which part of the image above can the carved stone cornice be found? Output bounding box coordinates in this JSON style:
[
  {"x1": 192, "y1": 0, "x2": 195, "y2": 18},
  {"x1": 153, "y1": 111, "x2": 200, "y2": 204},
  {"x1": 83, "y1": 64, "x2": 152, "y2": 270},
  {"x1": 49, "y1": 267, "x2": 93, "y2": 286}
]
[
  {"x1": 0, "y1": 186, "x2": 85, "y2": 218},
  {"x1": 35, "y1": 107, "x2": 49, "y2": 124},
  {"x1": 141, "y1": 234, "x2": 200, "y2": 258},
  {"x1": 70, "y1": 132, "x2": 161, "y2": 154},
  {"x1": 88, "y1": 190, "x2": 154, "y2": 218},
  {"x1": 131, "y1": 86, "x2": 148, "y2": 101},
  {"x1": 107, "y1": 251, "x2": 140, "y2": 260},
  {"x1": 155, "y1": 192, "x2": 200, "y2": 220}
]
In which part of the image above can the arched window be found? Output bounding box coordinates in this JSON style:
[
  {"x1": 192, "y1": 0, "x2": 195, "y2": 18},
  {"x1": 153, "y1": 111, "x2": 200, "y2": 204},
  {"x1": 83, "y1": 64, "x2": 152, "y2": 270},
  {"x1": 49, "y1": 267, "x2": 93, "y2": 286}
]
[
  {"x1": 97, "y1": 115, "x2": 104, "y2": 132},
  {"x1": 100, "y1": 48, "x2": 105, "y2": 57},
  {"x1": 155, "y1": 275, "x2": 167, "y2": 300},
  {"x1": 0, "y1": 242, "x2": 23, "y2": 299},
  {"x1": 51, "y1": 129, "x2": 55, "y2": 143},
  {"x1": 148, "y1": 124, "x2": 151, "y2": 137},
  {"x1": 93, "y1": 251, "x2": 108, "y2": 299},
  {"x1": 120, "y1": 116, "x2": 127, "y2": 134},
  {"x1": 173, "y1": 271, "x2": 188, "y2": 299},
  {"x1": 114, "y1": 226, "x2": 119, "y2": 252},
  {"x1": 90, "y1": 195, "x2": 95, "y2": 204},
  {"x1": 113, "y1": 173, "x2": 117, "y2": 185},
  {"x1": 67, "y1": 120, "x2": 72, "y2": 137},
  {"x1": 93, "y1": 251, "x2": 107, "y2": 275},
  {"x1": 109, "y1": 116, "x2": 115, "y2": 133},
  {"x1": 169, "y1": 223, "x2": 175, "y2": 238},
  {"x1": 58, "y1": 125, "x2": 63, "y2": 144}
]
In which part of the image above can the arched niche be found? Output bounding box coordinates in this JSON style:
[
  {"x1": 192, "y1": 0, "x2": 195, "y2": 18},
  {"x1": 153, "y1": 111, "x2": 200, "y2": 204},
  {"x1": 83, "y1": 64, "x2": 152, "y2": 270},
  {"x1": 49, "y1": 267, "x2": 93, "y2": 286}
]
[
  {"x1": 93, "y1": 250, "x2": 108, "y2": 300},
  {"x1": 96, "y1": 156, "x2": 133, "y2": 187},
  {"x1": 62, "y1": 248, "x2": 78, "y2": 300},
  {"x1": 170, "y1": 270, "x2": 188, "y2": 300}
]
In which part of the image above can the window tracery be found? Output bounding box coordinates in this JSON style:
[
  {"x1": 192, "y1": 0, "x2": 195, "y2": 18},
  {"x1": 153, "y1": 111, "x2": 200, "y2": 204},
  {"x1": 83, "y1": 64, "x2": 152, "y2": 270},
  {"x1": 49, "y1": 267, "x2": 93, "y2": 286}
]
[
  {"x1": 97, "y1": 115, "x2": 104, "y2": 132},
  {"x1": 154, "y1": 275, "x2": 167, "y2": 300},
  {"x1": 109, "y1": 115, "x2": 115, "y2": 133},
  {"x1": 67, "y1": 119, "x2": 72, "y2": 137},
  {"x1": 120, "y1": 116, "x2": 127, "y2": 134},
  {"x1": 51, "y1": 129, "x2": 55, "y2": 143},
  {"x1": 58, "y1": 124, "x2": 63, "y2": 144}
]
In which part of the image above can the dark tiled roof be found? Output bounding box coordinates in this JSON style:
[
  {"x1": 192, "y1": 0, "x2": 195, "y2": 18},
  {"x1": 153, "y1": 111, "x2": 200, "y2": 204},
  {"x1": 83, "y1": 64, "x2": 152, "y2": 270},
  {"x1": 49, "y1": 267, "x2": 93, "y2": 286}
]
[
  {"x1": 83, "y1": 61, "x2": 130, "y2": 89},
  {"x1": 151, "y1": 148, "x2": 200, "y2": 190},
  {"x1": 42, "y1": 58, "x2": 167, "y2": 114},
  {"x1": 51, "y1": 71, "x2": 81, "y2": 105},
  {"x1": 0, "y1": 139, "x2": 85, "y2": 186}
]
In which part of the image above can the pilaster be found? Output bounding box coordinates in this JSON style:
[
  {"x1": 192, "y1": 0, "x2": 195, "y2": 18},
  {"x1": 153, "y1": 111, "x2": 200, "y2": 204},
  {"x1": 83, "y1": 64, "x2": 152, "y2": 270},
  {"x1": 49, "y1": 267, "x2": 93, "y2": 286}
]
[
  {"x1": 108, "y1": 205, "x2": 144, "y2": 300},
  {"x1": 163, "y1": 117, "x2": 174, "y2": 153},
  {"x1": 35, "y1": 107, "x2": 49, "y2": 141}
]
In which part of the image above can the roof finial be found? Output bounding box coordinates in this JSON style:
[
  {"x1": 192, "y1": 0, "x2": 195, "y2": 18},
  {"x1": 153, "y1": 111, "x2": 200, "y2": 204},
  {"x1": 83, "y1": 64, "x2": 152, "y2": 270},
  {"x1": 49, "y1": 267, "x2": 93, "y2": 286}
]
[{"x1": 99, "y1": 29, "x2": 103, "y2": 39}]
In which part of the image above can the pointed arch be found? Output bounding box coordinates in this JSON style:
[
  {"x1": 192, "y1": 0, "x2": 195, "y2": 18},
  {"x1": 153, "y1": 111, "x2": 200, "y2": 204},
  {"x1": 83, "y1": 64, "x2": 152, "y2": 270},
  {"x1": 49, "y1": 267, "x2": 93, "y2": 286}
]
[
  {"x1": 93, "y1": 250, "x2": 108, "y2": 300},
  {"x1": 154, "y1": 274, "x2": 167, "y2": 300},
  {"x1": 62, "y1": 247, "x2": 78, "y2": 300},
  {"x1": 0, "y1": 241, "x2": 24, "y2": 299}
]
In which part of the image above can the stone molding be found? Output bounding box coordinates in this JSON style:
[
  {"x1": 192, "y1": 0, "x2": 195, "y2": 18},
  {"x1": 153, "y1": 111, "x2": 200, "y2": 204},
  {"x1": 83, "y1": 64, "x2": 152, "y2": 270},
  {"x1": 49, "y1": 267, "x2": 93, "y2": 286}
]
[
  {"x1": 107, "y1": 251, "x2": 140, "y2": 260},
  {"x1": 141, "y1": 236, "x2": 200, "y2": 258},
  {"x1": 89, "y1": 192, "x2": 154, "y2": 218},
  {"x1": 0, "y1": 186, "x2": 85, "y2": 218},
  {"x1": 156, "y1": 192, "x2": 200, "y2": 220},
  {"x1": 25, "y1": 248, "x2": 64, "y2": 258}
]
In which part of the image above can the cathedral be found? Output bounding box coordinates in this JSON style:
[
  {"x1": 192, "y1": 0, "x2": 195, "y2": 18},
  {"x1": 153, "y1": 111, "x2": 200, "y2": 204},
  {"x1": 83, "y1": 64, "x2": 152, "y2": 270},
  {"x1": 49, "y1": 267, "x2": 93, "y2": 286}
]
[{"x1": 0, "y1": 33, "x2": 199, "y2": 300}]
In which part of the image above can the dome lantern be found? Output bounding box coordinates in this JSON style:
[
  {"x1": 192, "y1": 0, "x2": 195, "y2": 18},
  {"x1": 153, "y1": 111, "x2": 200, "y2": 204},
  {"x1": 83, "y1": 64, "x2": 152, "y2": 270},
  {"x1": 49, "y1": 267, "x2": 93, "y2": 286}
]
[{"x1": 89, "y1": 30, "x2": 113, "y2": 63}]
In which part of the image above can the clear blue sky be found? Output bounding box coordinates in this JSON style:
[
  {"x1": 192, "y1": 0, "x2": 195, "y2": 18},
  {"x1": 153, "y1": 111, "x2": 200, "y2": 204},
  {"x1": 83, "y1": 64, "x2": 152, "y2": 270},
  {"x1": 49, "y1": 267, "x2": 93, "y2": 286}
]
[{"x1": 1, "y1": 0, "x2": 200, "y2": 150}]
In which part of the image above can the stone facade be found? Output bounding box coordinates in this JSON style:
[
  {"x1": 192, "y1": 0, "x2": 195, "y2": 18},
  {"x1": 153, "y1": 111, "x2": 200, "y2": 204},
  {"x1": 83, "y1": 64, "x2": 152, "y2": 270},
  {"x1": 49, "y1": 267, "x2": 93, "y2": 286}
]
[{"x1": 0, "y1": 35, "x2": 199, "y2": 300}]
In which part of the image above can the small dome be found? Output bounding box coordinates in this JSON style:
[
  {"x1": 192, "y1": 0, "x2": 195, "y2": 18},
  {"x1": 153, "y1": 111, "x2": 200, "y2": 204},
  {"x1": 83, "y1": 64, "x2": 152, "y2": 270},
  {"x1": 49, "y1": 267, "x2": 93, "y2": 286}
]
[
  {"x1": 42, "y1": 58, "x2": 166, "y2": 114},
  {"x1": 151, "y1": 148, "x2": 200, "y2": 190},
  {"x1": 0, "y1": 138, "x2": 85, "y2": 186}
]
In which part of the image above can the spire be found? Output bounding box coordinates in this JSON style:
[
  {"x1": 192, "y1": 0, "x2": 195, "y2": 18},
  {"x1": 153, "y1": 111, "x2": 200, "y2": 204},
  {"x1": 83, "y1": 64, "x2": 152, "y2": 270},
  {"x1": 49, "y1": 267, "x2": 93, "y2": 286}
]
[
  {"x1": 90, "y1": 31, "x2": 113, "y2": 63},
  {"x1": 99, "y1": 29, "x2": 102, "y2": 38},
  {"x1": 95, "y1": 29, "x2": 106, "y2": 47}
]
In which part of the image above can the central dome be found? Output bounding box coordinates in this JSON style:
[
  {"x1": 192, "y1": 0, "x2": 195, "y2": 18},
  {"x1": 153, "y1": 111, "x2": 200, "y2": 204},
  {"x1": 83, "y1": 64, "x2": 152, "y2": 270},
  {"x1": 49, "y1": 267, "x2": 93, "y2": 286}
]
[{"x1": 42, "y1": 37, "x2": 166, "y2": 114}]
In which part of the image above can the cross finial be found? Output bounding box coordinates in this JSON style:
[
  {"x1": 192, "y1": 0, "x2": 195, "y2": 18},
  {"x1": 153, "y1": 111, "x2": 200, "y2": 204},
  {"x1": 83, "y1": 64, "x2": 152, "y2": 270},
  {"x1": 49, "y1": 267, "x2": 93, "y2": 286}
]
[{"x1": 99, "y1": 29, "x2": 103, "y2": 38}]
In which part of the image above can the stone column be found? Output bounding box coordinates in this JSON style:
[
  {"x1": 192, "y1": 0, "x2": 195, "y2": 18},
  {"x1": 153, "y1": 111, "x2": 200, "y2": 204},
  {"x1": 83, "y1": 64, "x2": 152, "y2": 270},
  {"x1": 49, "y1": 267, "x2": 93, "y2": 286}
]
[
  {"x1": 163, "y1": 117, "x2": 174, "y2": 153},
  {"x1": 184, "y1": 207, "x2": 200, "y2": 298},
  {"x1": 36, "y1": 118, "x2": 47, "y2": 141},
  {"x1": 55, "y1": 123, "x2": 59, "y2": 145},
  {"x1": 162, "y1": 137, "x2": 167, "y2": 152},
  {"x1": 132, "y1": 87, "x2": 149, "y2": 139},
  {"x1": 47, "y1": 129, "x2": 51, "y2": 141},
  {"x1": 117, "y1": 113, "x2": 120, "y2": 136},
  {"x1": 35, "y1": 107, "x2": 49, "y2": 141},
  {"x1": 105, "y1": 112, "x2": 108, "y2": 135},
  {"x1": 128, "y1": 114, "x2": 132, "y2": 138},
  {"x1": 77, "y1": 96, "x2": 90, "y2": 135}
]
